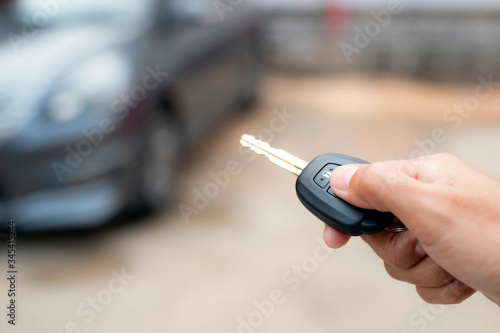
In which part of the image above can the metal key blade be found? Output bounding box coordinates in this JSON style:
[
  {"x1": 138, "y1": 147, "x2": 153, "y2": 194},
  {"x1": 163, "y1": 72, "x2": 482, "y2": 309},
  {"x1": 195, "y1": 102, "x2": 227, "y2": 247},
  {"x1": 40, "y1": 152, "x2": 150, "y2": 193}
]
[{"x1": 240, "y1": 134, "x2": 308, "y2": 176}]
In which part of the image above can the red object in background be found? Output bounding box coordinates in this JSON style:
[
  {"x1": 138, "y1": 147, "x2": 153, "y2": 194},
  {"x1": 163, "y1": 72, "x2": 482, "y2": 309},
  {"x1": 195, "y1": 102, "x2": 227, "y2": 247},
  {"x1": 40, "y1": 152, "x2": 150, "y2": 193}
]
[{"x1": 324, "y1": 1, "x2": 352, "y2": 35}]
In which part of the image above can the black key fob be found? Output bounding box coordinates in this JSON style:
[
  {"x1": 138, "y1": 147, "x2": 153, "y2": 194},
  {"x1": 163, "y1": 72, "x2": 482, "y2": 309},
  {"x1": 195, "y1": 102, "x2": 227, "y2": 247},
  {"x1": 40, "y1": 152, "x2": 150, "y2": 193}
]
[{"x1": 296, "y1": 154, "x2": 395, "y2": 236}]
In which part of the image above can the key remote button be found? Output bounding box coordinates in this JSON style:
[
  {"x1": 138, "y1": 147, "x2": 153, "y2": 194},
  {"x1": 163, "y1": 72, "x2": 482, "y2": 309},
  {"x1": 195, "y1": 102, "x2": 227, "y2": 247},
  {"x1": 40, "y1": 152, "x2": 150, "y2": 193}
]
[
  {"x1": 314, "y1": 164, "x2": 338, "y2": 188},
  {"x1": 297, "y1": 153, "x2": 394, "y2": 236},
  {"x1": 327, "y1": 187, "x2": 337, "y2": 198}
]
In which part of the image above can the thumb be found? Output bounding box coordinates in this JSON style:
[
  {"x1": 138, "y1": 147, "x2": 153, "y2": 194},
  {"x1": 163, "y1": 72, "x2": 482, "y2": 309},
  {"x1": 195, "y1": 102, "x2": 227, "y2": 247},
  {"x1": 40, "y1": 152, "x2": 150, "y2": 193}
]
[{"x1": 330, "y1": 162, "x2": 440, "y2": 234}]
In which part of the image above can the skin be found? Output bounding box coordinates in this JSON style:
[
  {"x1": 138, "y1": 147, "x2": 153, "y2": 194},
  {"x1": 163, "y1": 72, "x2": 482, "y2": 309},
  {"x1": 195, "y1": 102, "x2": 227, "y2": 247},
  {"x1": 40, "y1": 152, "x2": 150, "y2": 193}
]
[{"x1": 324, "y1": 153, "x2": 500, "y2": 306}]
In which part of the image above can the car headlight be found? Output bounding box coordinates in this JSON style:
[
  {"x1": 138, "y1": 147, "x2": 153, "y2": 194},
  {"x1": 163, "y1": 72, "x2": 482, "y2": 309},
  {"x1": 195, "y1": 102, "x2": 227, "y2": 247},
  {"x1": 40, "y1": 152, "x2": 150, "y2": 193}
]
[
  {"x1": 46, "y1": 89, "x2": 87, "y2": 123},
  {"x1": 45, "y1": 52, "x2": 132, "y2": 123}
]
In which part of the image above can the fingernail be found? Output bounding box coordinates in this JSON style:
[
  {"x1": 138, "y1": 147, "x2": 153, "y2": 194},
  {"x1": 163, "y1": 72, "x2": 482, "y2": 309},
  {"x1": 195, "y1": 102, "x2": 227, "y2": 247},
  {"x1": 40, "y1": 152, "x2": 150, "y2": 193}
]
[
  {"x1": 415, "y1": 242, "x2": 427, "y2": 256},
  {"x1": 331, "y1": 165, "x2": 359, "y2": 191}
]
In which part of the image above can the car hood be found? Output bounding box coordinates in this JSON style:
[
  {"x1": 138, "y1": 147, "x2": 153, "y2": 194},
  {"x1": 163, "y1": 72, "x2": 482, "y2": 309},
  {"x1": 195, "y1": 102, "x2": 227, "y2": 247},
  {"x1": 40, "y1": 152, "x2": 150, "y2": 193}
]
[
  {"x1": 0, "y1": 24, "x2": 131, "y2": 144},
  {"x1": 0, "y1": 24, "x2": 127, "y2": 91}
]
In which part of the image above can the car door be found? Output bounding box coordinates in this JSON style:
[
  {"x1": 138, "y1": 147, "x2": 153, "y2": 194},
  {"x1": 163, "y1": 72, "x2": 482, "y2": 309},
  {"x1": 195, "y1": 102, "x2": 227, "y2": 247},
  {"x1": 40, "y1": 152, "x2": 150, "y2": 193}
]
[{"x1": 157, "y1": 0, "x2": 243, "y2": 140}]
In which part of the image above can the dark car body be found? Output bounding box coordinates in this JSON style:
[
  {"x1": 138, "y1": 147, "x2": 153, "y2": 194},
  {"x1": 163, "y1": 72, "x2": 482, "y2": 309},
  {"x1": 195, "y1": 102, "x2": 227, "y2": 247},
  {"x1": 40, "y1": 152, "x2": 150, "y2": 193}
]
[{"x1": 0, "y1": 0, "x2": 262, "y2": 231}]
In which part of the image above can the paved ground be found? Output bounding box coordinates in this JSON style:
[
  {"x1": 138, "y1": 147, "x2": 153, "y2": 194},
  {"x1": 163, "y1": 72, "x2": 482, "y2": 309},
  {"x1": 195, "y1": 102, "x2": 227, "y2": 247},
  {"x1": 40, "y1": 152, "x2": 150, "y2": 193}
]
[{"x1": 2, "y1": 73, "x2": 500, "y2": 333}]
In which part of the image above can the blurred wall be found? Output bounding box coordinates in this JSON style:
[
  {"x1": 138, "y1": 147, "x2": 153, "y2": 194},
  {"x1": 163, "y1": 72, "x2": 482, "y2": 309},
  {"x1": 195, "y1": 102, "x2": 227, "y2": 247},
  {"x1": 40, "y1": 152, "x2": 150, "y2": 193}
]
[{"x1": 262, "y1": 6, "x2": 500, "y2": 82}]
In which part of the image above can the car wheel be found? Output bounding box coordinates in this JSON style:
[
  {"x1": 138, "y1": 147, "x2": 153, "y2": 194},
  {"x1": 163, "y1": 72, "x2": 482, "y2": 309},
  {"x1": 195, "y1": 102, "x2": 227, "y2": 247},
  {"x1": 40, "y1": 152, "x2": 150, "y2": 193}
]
[{"x1": 129, "y1": 112, "x2": 180, "y2": 215}]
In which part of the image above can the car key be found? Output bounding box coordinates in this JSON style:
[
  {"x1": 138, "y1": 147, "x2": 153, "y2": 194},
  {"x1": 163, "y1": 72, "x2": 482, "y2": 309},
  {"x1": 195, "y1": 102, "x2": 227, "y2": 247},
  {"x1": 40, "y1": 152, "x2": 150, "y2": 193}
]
[{"x1": 240, "y1": 134, "x2": 404, "y2": 236}]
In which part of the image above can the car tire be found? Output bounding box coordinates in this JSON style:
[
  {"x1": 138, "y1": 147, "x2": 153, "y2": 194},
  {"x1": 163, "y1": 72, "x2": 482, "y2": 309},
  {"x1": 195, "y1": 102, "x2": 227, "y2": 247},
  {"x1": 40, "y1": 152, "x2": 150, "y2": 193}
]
[{"x1": 127, "y1": 111, "x2": 180, "y2": 216}]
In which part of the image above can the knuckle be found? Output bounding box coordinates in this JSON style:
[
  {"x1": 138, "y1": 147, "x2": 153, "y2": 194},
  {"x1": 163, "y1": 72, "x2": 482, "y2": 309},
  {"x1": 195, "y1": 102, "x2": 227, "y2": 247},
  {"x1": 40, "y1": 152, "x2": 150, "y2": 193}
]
[
  {"x1": 393, "y1": 232, "x2": 421, "y2": 268},
  {"x1": 388, "y1": 244, "x2": 405, "y2": 268},
  {"x1": 417, "y1": 280, "x2": 475, "y2": 305},
  {"x1": 407, "y1": 154, "x2": 427, "y2": 167},
  {"x1": 365, "y1": 230, "x2": 422, "y2": 270},
  {"x1": 440, "y1": 280, "x2": 475, "y2": 304},
  {"x1": 424, "y1": 259, "x2": 455, "y2": 286},
  {"x1": 384, "y1": 255, "x2": 455, "y2": 288},
  {"x1": 399, "y1": 159, "x2": 419, "y2": 176},
  {"x1": 376, "y1": 227, "x2": 421, "y2": 269},
  {"x1": 386, "y1": 234, "x2": 413, "y2": 268},
  {"x1": 433, "y1": 153, "x2": 461, "y2": 169},
  {"x1": 383, "y1": 262, "x2": 403, "y2": 282},
  {"x1": 435, "y1": 153, "x2": 458, "y2": 162}
]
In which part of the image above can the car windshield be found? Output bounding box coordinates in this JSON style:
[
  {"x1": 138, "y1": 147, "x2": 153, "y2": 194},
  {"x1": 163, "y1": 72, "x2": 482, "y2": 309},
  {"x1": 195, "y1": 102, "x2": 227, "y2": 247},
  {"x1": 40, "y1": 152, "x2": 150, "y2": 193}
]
[{"x1": 2, "y1": 0, "x2": 154, "y2": 29}]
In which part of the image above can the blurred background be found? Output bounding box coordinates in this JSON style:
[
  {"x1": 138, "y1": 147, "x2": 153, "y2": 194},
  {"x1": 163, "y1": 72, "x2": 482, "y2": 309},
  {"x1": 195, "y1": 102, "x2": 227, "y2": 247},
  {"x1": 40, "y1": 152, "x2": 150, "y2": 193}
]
[{"x1": 1, "y1": 0, "x2": 500, "y2": 332}]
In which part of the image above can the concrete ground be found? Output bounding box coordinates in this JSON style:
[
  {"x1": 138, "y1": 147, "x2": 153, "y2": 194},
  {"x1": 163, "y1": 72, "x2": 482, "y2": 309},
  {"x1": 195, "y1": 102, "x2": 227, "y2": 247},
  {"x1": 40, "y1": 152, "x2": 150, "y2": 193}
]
[{"x1": 2, "y1": 73, "x2": 500, "y2": 333}]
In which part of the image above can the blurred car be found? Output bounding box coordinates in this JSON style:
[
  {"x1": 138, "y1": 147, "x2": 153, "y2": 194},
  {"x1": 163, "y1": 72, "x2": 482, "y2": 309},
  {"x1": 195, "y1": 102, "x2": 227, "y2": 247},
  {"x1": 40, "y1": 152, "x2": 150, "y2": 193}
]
[{"x1": 0, "y1": 0, "x2": 262, "y2": 231}]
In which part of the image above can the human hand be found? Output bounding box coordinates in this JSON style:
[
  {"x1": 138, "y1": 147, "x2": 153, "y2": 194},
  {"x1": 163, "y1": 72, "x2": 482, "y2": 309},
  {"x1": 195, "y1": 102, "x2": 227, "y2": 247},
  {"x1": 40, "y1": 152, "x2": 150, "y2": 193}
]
[{"x1": 324, "y1": 154, "x2": 500, "y2": 306}]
